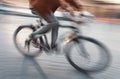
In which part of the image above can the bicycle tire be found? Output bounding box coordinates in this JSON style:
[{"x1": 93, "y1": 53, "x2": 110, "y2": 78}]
[
  {"x1": 13, "y1": 25, "x2": 42, "y2": 57},
  {"x1": 65, "y1": 36, "x2": 111, "y2": 72}
]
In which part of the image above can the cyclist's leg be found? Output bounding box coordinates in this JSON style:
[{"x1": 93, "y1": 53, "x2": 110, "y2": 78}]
[
  {"x1": 30, "y1": 12, "x2": 59, "y2": 48},
  {"x1": 51, "y1": 24, "x2": 59, "y2": 48},
  {"x1": 46, "y1": 12, "x2": 59, "y2": 48}
]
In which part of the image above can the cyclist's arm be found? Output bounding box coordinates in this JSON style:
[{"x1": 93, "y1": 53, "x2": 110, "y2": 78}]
[
  {"x1": 29, "y1": 0, "x2": 37, "y2": 8},
  {"x1": 63, "y1": 11, "x2": 84, "y2": 23},
  {"x1": 64, "y1": 0, "x2": 82, "y2": 10}
]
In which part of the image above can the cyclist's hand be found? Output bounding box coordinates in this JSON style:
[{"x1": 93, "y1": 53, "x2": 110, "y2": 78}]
[
  {"x1": 75, "y1": 20, "x2": 85, "y2": 24},
  {"x1": 70, "y1": 18, "x2": 85, "y2": 24},
  {"x1": 76, "y1": 20, "x2": 85, "y2": 24}
]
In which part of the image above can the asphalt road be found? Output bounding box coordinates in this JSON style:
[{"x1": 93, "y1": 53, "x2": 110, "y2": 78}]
[{"x1": 0, "y1": 14, "x2": 120, "y2": 79}]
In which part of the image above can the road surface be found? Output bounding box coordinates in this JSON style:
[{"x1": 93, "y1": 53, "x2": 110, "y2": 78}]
[{"x1": 0, "y1": 14, "x2": 120, "y2": 79}]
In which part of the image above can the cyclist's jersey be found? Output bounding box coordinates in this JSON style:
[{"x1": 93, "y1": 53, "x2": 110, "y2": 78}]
[
  {"x1": 29, "y1": 0, "x2": 60, "y2": 19},
  {"x1": 29, "y1": 0, "x2": 82, "y2": 19}
]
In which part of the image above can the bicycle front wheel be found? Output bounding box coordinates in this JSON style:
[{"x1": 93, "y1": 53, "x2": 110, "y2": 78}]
[
  {"x1": 65, "y1": 36, "x2": 111, "y2": 72},
  {"x1": 13, "y1": 25, "x2": 42, "y2": 57}
]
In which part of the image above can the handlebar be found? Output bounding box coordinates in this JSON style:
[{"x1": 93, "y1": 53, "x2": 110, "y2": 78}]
[{"x1": 59, "y1": 25, "x2": 80, "y2": 34}]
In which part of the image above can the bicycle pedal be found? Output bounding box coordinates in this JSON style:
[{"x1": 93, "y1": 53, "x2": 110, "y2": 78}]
[
  {"x1": 24, "y1": 39, "x2": 31, "y2": 52},
  {"x1": 40, "y1": 44, "x2": 49, "y2": 52}
]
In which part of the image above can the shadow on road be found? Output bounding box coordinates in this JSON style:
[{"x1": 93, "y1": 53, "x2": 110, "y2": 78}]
[
  {"x1": 21, "y1": 56, "x2": 48, "y2": 79},
  {"x1": 21, "y1": 56, "x2": 93, "y2": 79}
]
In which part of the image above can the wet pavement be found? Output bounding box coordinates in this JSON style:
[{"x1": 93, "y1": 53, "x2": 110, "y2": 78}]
[{"x1": 0, "y1": 14, "x2": 120, "y2": 79}]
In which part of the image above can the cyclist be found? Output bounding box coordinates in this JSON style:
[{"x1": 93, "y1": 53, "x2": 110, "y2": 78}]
[{"x1": 28, "y1": 0, "x2": 83, "y2": 49}]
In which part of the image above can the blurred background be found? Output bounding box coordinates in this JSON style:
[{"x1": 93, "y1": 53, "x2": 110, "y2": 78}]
[{"x1": 0, "y1": 0, "x2": 120, "y2": 23}]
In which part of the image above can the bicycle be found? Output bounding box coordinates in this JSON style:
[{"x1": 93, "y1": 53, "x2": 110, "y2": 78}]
[{"x1": 13, "y1": 18, "x2": 111, "y2": 72}]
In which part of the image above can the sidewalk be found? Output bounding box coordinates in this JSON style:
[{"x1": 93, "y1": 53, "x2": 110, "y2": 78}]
[{"x1": 94, "y1": 17, "x2": 120, "y2": 24}]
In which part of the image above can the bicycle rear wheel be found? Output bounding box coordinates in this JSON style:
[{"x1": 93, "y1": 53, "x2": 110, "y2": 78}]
[
  {"x1": 13, "y1": 25, "x2": 42, "y2": 57},
  {"x1": 65, "y1": 36, "x2": 111, "y2": 72}
]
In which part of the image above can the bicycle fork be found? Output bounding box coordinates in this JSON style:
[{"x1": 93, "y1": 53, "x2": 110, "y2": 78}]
[{"x1": 74, "y1": 39, "x2": 90, "y2": 59}]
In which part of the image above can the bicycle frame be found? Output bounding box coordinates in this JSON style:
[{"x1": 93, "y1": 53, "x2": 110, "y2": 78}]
[
  {"x1": 14, "y1": 17, "x2": 111, "y2": 72},
  {"x1": 33, "y1": 19, "x2": 81, "y2": 53}
]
